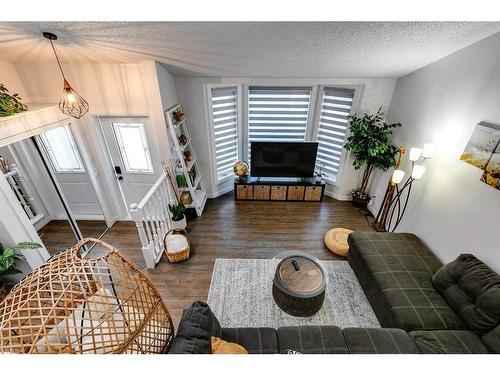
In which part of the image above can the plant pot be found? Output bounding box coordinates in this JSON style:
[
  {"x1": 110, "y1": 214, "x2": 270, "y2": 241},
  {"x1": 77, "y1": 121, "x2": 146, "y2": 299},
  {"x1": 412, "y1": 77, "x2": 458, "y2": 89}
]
[
  {"x1": 171, "y1": 215, "x2": 187, "y2": 230},
  {"x1": 352, "y1": 194, "x2": 370, "y2": 209}
]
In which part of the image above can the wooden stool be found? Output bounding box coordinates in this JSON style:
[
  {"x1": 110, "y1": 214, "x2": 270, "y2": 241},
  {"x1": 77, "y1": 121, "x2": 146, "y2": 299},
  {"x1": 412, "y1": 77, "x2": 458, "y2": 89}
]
[{"x1": 324, "y1": 228, "x2": 353, "y2": 257}]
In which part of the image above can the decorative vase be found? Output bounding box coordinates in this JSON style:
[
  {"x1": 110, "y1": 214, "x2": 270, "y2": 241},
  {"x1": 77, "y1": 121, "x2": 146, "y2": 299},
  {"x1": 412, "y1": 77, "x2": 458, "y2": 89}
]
[{"x1": 171, "y1": 215, "x2": 187, "y2": 230}]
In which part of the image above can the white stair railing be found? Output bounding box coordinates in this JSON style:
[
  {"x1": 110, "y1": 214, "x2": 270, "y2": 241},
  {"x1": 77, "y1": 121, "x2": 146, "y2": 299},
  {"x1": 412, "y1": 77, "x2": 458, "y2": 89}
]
[{"x1": 130, "y1": 172, "x2": 174, "y2": 268}]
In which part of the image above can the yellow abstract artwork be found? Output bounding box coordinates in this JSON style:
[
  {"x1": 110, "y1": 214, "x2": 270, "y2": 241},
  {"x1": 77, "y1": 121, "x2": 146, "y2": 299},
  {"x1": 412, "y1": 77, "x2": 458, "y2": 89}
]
[{"x1": 461, "y1": 122, "x2": 500, "y2": 190}]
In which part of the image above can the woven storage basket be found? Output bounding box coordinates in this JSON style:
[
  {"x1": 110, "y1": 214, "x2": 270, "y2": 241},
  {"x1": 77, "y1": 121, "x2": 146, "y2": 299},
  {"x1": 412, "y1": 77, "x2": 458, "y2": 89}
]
[
  {"x1": 163, "y1": 228, "x2": 190, "y2": 263},
  {"x1": 0, "y1": 238, "x2": 174, "y2": 354}
]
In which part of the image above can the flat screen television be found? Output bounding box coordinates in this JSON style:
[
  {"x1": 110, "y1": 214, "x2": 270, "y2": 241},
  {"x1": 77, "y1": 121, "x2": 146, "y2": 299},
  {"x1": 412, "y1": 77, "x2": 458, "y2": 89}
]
[{"x1": 250, "y1": 142, "x2": 318, "y2": 178}]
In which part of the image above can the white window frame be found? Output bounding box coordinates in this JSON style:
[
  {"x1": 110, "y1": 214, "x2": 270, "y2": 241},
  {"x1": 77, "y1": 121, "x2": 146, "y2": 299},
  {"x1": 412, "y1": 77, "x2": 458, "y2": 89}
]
[
  {"x1": 310, "y1": 85, "x2": 363, "y2": 186},
  {"x1": 38, "y1": 124, "x2": 86, "y2": 173},
  {"x1": 111, "y1": 122, "x2": 154, "y2": 174},
  {"x1": 205, "y1": 83, "x2": 243, "y2": 185}
]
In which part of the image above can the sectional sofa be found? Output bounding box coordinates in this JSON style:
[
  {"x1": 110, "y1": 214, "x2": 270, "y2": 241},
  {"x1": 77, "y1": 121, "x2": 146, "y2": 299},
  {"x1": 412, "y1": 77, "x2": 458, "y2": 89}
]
[{"x1": 169, "y1": 232, "x2": 500, "y2": 354}]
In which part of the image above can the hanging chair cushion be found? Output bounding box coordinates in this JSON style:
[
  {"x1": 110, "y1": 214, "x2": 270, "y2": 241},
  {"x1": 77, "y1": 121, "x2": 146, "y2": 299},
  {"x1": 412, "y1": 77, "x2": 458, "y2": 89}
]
[{"x1": 170, "y1": 301, "x2": 222, "y2": 354}]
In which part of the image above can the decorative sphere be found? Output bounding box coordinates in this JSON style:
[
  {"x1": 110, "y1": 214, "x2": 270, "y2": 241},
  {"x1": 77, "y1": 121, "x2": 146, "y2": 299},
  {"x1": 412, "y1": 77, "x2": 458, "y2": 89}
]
[{"x1": 233, "y1": 161, "x2": 249, "y2": 178}]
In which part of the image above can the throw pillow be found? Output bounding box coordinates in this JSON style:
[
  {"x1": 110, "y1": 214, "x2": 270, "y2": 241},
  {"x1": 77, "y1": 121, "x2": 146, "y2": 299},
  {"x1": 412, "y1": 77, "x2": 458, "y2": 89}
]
[
  {"x1": 169, "y1": 301, "x2": 222, "y2": 354},
  {"x1": 211, "y1": 337, "x2": 248, "y2": 354}
]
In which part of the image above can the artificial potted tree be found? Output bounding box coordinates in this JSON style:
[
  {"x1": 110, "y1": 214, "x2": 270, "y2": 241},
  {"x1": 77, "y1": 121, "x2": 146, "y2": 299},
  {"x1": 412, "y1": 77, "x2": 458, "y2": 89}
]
[
  {"x1": 344, "y1": 108, "x2": 401, "y2": 208},
  {"x1": 168, "y1": 203, "x2": 187, "y2": 229},
  {"x1": 0, "y1": 241, "x2": 41, "y2": 302},
  {"x1": 0, "y1": 83, "x2": 28, "y2": 117}
]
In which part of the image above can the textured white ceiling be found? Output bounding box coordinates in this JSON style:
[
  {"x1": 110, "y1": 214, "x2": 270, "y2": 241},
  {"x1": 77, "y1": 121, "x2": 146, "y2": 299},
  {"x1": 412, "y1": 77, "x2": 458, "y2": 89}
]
[{"x1": 0, "y1": 22, "x2": 499, "y2": 78}]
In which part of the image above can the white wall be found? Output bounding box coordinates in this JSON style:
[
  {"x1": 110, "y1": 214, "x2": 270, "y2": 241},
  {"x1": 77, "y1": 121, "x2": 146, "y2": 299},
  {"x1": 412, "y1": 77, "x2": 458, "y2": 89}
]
[
  {"x1": 174, "y1": 77, "x2": 221, "y2": 197},
  {"x1": 174, "y1": 76, "x2": 396, "y2": 198},
  {"x1": 156, "y1": 63, "x2": 178, "y2": 111},
  {"x1": 8, "y1": 61, "x2": 179, "y2": 220},
  {"x1": 374, "y1": 32, "x2": 500, "y2": 272},
  {"x1": 15, "y1": 62, "x2": 150, "y2": 114},
  {"x1": 0, "y1": 60, "x2": 28, "y2": 102}
]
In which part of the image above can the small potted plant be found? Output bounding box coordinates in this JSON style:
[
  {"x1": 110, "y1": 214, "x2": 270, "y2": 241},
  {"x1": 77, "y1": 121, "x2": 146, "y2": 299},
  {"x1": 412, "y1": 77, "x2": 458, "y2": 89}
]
[
  {"x1": 0, "y1": 241, "x2": 41, "y2": 302},
  {"x1": 169, "y1": 203, "x2": 187, "y2": 229},
  {"x1": 344, "y1": 108, "x2": 401, "y2": 209}
]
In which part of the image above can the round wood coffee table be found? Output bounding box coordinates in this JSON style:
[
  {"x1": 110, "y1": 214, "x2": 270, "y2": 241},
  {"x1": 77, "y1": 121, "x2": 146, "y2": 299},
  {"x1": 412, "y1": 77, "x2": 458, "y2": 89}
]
[{"x1": 272, "y1": 252, "x2": 326, "y2": 317}]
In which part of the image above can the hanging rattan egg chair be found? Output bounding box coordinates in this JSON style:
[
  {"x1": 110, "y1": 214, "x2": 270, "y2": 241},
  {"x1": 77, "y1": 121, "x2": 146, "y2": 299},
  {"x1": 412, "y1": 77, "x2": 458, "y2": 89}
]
[{"x1": 0, "y1": 238, "x2": 174, "y2": 354}]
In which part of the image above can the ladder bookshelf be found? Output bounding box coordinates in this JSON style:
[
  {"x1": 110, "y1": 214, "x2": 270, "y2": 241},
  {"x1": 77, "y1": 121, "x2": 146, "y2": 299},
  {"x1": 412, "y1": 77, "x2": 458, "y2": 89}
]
[{"x1": 165, "y1": 104, "x2": 207, "y2": 216}]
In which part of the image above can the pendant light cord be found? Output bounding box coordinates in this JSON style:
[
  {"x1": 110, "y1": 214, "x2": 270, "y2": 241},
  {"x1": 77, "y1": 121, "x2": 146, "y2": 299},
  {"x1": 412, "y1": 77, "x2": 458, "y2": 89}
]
[{"x1": 49, "y1": 39, "x2": 66, "y2": 80}]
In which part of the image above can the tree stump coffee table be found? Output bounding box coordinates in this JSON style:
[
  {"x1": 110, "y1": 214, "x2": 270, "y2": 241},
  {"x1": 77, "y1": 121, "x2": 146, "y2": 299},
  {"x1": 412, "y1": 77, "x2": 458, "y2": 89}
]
[{"x1": 272, "y1": 251, "x2": 326, "y2": 317}]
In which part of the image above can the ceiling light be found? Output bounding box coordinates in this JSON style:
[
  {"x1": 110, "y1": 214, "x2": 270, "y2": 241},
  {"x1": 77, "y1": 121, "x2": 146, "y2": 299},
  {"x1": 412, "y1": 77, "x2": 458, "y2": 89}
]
[{"x1": 43, "y1": 32, "x2": 89, "y2": 119}]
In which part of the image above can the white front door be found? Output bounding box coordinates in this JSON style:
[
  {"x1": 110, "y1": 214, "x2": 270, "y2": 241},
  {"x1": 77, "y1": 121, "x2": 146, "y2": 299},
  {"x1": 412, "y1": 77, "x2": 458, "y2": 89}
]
[{"x1": 99, "y1": 117, "x2": 161, "y2": 216}]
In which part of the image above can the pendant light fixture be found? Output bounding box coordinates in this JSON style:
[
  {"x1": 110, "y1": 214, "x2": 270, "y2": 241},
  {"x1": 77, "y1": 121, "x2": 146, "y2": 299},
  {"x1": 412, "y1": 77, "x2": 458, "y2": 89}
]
[{"x1": 43, "y1": 32, "x2": 89, "y2": 119}]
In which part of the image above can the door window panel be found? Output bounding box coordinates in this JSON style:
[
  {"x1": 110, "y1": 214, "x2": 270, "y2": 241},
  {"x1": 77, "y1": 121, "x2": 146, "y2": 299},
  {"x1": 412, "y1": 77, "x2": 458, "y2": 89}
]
[
  {"x1": 39, "y1": 125, "x2": 85, "y2": 173},
  {"x1": 112, "y1": 123, "x2": 153, "y2": 173}
]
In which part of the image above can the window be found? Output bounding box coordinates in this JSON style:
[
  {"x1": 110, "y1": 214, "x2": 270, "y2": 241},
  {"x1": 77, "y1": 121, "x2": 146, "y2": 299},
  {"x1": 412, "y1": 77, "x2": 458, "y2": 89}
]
[
  {"x1": 315, "y1": 87, "x2": 355, "y2": 181},
  {"x1": 39, "y1": 125, "x2": 85, "y2": 172},
  {"x1": 209, "y1": 86, "x2": 239, "y2": 182},
  {"x1": 247, "y1": 86, "x2": 312, "y2": 160},
  {"x1": 112, "y1": 122, "x2": 153, "y2": 173}
]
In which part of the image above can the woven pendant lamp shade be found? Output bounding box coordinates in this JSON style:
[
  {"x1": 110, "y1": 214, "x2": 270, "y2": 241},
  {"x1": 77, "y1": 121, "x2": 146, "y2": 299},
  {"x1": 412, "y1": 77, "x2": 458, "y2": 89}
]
[
  {"x1": 0, "y1": 238, "x2": 174, "y2": 354},
  {"x1": 59, "y1": 79, "x2": 89, "y2": 119}
]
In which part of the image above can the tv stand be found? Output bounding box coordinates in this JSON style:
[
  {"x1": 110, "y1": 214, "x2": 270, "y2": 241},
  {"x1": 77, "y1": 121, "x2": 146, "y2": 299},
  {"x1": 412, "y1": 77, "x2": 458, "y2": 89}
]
[{"x1": 234, "y1": 177, "x2": 325, "y2": 202}]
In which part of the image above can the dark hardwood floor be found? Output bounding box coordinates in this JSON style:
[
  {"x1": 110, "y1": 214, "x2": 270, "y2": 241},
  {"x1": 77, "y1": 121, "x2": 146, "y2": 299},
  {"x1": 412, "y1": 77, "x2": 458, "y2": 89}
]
[
  {"x1": 38, "y1": 220, "x2": 108, "y2": 256},
  {"x1": 105, "y1": 192, "x2": 374, "y2": 328},
  {"x1": 38, "y1": 192, "x2": 375, "y2": 328}
]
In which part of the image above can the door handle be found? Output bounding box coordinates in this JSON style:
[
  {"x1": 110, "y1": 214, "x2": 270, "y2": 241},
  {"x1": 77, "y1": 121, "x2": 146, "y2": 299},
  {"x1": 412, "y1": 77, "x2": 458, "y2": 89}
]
[{"x1": 114, "y1": 166, "x2": 123, "y2": 181}]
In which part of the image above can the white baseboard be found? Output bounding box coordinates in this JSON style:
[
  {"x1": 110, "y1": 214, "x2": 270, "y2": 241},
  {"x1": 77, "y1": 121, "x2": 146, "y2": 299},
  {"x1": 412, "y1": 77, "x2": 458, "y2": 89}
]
[
  {"x1": 324, "y1": 190, "x2": 352, "y2": 201},
  {"x1": 367, "y1": 204, "x2": 378, "y2": 217},
  {"x1": 32, "y1": 215, "x2": 51, "y2": 231},
  {"x1": 207, "y1": 184, "x2": 234, "y2": 199}
]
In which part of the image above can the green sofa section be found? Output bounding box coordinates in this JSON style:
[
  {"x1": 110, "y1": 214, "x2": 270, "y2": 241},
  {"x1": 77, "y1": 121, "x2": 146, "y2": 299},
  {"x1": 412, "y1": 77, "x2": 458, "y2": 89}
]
[
  {"x1": 348, "y1": 232, "x2": 500, "y2": 354},
  {"x1": 171, "y1": 232, "x2": 500, "y2": 354}
]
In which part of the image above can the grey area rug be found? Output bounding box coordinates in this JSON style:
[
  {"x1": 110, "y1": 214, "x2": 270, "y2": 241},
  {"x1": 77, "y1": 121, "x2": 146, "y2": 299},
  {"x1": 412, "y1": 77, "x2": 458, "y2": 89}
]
[{"x1": 207, "y1": 258, "x2": 380, "y2": 329}]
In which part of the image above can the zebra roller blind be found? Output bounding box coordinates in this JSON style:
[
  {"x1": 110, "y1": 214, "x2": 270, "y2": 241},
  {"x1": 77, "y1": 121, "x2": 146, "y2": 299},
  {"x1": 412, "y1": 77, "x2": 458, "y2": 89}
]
[
  {"x1": 210, "y1": 86, "x2": 239, "y2": 182},
  {"x1": 316, "y1": 87, "x2": 355, "y2": 181},
  {"x1": 247, "y1": 86, "x2": 312, "y2": 159}
]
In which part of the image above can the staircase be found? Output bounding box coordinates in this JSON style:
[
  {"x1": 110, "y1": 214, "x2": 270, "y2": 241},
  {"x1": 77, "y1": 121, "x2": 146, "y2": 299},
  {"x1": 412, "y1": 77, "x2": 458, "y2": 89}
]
[{"x1": 129, "y1": 171, "x2": 174, "y2": 268}]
